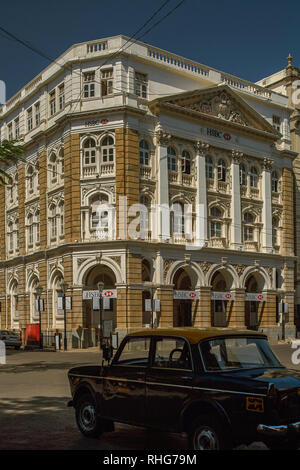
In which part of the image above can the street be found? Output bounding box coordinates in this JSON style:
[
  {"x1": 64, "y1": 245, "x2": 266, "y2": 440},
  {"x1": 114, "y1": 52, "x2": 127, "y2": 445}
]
[{"x1": 0, "y1": 343, "x2": 298, "y2": 450}]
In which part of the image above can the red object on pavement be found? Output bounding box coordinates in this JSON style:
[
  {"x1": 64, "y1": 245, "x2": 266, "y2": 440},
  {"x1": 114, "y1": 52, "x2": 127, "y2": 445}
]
[{"x1": 25, "y1": 324, "x2": 40, "y2": 343}]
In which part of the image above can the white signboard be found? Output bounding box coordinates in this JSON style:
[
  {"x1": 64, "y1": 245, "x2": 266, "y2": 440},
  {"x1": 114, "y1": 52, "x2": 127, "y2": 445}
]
[
  {"x1": 154, "y1": 299, "x2": 160, "y2": 312},
  {"x1": 66, "y1": 296, "x2": 72, "y2": 310},
  {"x1": 93, "y1": 296, "x2": 100, "y2": 310},
  {"x1": 145, "y1": 299, "x2": 152, "y2": 311},
  {"x1": 173, "y1": 290, "x2": 199, "y2": 300},
  {"x1": 83, "y1": 289, "x2": 117, "y2": 299},
  {"x1": 57, "y1": 297, "x2": 63, "y2": 310},
  {"x1": 245, "y1": 293, "x2": 266, "y2": 302},
  {"x1": 211, "y1": 292, "x2": 235, "y2": 301},
  {"x1": 103, "y1": 297, "x2": 111, "y2": 310}
]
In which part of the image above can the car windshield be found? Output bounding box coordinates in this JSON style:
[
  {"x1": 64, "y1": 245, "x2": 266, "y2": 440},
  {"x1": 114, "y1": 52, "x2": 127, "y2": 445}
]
[{"x1": 200, "y1": 337, "x2": 282, "y2": 371}]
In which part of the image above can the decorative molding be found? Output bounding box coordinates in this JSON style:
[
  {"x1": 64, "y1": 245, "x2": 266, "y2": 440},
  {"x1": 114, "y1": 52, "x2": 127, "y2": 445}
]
[
  {"x1": 231, "y1": 150, "x2": 244, "y2": 164},
  {"x1": 163, "y1": 259, "x2": 174, "y2": 280},
  {"x1": 77, "y1": 258, "x2": 89, "y2": 267},
  {"x1": 193, "y1": 140, "x2": 210, "y2": 154},
  {"x1": 263, "y1": 157, "x2": 274, "y2": 171},
  {"x1": 155, "y1": 127, "x2": 172, "y2": 146},
  {"x1": 232, "y1": 264, "x2": 247, "y2": 277},
  {"x1": 198, "y1": 261, "x2": 211, "y2": 275}
]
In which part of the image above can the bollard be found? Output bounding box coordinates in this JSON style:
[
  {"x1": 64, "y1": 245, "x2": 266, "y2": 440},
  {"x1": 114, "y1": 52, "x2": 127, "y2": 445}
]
[{"x1": 0, "y1": 340, "x2": 6, "y2": 364}]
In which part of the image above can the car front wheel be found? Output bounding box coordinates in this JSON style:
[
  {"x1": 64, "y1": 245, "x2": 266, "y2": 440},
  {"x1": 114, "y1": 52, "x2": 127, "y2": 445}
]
[
  {"x1": 75, "y1": 393, "x2": 103, "y2": 438},
  {"x1": 189, "y1": 416, "x2": 231, "y2": 450}
]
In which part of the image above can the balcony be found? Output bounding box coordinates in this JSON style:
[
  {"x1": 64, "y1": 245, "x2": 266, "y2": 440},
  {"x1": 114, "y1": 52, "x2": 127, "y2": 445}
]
[
  {"x1": 272, "y1": 192, "x2": 281, "y2": 204},
  {"x1": 82, "y1": 163, "x2": 115, "y2": 179},
  {"x1": 210, "y1": 237, "x2": 227, "y2": 248},
  {"x1": 207, "y1": 178, "x2": 215, "y2": 191},
  {"x1": 250, "y1": 187, "x2": 260, "y2": 199},
  {"x1": 217, "y1": 181, "x2": 228, "y2": 193},
  {"x1": 244, "y1": 241, "x2": 258, "y2": 251},
  {"x1": 182, "y1": 174, "x2": 194, "y2": 187},
  {"x1": 140, "y1": 166, "x2": 152, "y2": 180}
]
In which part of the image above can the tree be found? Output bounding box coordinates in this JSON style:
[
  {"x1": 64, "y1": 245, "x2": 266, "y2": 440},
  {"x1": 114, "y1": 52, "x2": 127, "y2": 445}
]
[{"x1": 0, "y1": 139, "x2": 25, "y2": 184}]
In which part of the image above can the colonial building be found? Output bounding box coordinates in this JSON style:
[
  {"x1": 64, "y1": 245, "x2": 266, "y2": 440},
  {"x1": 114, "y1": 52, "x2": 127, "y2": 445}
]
[{"x1": 0, "y1": 35, "x2": 296, "y2": 347}]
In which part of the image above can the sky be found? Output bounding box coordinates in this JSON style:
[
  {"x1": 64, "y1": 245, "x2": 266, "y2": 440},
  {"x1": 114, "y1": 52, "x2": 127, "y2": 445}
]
[{"x1": 1, "y1": 0, "x2": 300, "y2": 100}]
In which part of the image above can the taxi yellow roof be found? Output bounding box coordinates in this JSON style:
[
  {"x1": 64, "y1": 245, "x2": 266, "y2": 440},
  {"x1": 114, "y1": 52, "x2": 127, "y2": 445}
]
[{"x1": 128, "y1": 327, "x2": 266, "y2": 344}]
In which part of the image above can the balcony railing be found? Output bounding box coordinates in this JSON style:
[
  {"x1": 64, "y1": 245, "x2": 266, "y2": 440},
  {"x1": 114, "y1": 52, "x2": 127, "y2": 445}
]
[
  {"x1": 217, "y1": 181, "x2": 228, "y2": 193},
  {"x1": 82, "y1": 164, "x2": 115, "y2": 178},
  {"x1": 210, "y1": 237, "x2": 227, "y2": 248},
  {"x1": 244, "y1": 241, "x2": 258, "y2": 251},
  {"x1": 250, "y1": 187, "x2": 260, "y2": 199},
  {"x1": 140, "y1": 166, "x2": 152, "y2": 180},
  {"x1": 168, "y1": 171, "x2": 178, "y2": 184}
]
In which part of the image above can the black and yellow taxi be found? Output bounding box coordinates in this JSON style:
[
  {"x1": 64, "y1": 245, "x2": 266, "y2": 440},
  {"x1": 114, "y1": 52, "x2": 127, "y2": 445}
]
[{"x1": 67, "y1": 327, "x2": 300, "y2": 450}]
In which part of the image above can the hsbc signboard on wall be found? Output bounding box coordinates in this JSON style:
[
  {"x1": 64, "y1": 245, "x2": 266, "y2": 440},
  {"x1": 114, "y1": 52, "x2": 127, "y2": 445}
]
[
  {"x1": 173, "y1": 290, "x2": 199, "y2": 300},
  {"x1": 245, "y1": 293, "x2": 266, "y2": 302},
  {"x1": 211, "y1": 292, "x2": 235, "y2": 301},
  {"x1": 83, "y1": 289, "x2": 117, "y2": 299}
]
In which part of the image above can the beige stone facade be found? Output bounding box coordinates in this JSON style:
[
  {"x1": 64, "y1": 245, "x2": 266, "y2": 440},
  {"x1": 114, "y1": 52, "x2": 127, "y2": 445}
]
[{"x1": 0, "y1": 36, "x2": 297, "y2": 347}]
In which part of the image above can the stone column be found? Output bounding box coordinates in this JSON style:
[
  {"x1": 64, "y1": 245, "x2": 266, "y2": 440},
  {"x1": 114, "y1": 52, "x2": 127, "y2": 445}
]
[
  {"x1": 230, "y1": 151, "x2": 243, "y2": 249},
  {"x1": 156, "y1": 286, "x2": 174, "y2": 327},
  {"x1": 227, "y1": 288, "x2": 245, "y2": 328},
  {"x1": 193, "y1": 287, "x2": 211, "y2": 327},
  {"x1": 194, "y1": 141, "x2": 209, "y2": 246},
  {"x1": 262, "y1": 158, "x2": 273, "y2": 253},
  {"x1": 282, "y1": 167, "x2": 294, "y2": 256},
  {"x1": 155, "y1": 127, "x2": 171, "y2": 241}
]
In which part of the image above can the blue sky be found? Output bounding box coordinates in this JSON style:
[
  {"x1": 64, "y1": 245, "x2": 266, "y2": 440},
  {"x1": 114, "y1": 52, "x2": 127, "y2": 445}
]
[{"x1": 1, "y1": 0, "x2": 299, "y2": 99}]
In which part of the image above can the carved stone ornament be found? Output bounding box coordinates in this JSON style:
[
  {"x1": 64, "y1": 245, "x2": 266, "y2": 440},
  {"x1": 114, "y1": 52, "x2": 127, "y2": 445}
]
[
  {"x1": 265, "y1": 267, "x2": 273, "y2": 284},
  {"x1": 193, "y1": 140, "x2": 210, "y2": 155},
  {"x1": 198, "y1": 261, "x2": 211, "y2": 275},
  {"x1": 182, "y1": 91, "x2": 249, "y2": 126},
  {"x1": 77, "y1": 258, "x2": 88, "y2": 267},
  {"x1": 163, "y1": 259, "x2": 174, "y2": 280},
  {"x1": 155, "y1": 128, "x2": 172, "y2": 146},
  {"x1": 110, "y1": 256, "x2": 122, "y2": 268},
  {"x1": 232, "y1": 264, "x2": 246, "y2": 277},
  {"x1": 263, "y1": 157, "x2": 274, "y2": 171},
  {"x1": 232, "y1": 150, "x2": 244, "y2": 163}
]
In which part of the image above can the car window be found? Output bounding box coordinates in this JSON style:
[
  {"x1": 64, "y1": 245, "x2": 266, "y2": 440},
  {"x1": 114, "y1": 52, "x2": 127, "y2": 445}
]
[
  {"x1": 114, "y1": 337, "x2": 151, "y2": 366},
  {"x1": 153, "y1": 337, "x2": 192, "y2": 370}
]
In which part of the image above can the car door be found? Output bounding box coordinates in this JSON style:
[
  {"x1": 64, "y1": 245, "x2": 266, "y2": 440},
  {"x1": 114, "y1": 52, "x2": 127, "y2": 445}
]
[
  {"x1": 102, "y1": 335, "x2": 150, "y2": 425},
  {"x1": 146, "y1": 336, "x2": 195, "y2": 431}
]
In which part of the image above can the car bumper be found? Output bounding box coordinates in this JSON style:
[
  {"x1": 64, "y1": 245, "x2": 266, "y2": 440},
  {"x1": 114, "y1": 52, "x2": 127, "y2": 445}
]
[{"x1": 257, "y1": 421, "x2": 300, "y2": 437}]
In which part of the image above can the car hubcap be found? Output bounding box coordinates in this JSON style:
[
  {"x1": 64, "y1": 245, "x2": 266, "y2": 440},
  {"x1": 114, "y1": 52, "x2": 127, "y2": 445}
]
[
  {"x1": 80, "y1": 404, "x2": 96, "y2": 431},
  {"x1": 194, "y1": 427, "x2": 219, "y2": 450}
]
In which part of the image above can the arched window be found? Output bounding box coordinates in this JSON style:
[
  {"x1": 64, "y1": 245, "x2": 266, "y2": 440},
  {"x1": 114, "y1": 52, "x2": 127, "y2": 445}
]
[
  {"x1": 140, "y1": 195, "x2": 151, "y2": 237},
  {"x1": 167, "y1": 147, "x2": 177, "y2": 171},
  {"x1": 272, "y1": 216, "x2": 279, "y2": 246},
  {"x1": 49, "y1": 153, "x2": 57, "y2": 182},
  {"x1": 210, "y1": 206, "x2": 223, "y2": 238},
  {"x1": 90, "y1": 194, "x2": 109, "y2": 230},
  {"x1": 35, "y1": 211, "x2": 40, "y2": 243},
  {"x1": 50, "y1": 205, "x2": 57, "y2": 238},
  {"x1": 240, "y1": 164, "x2": 246, "y2": 186},
  {"x1": 205, "y1": 156, "x2": 213, "y2": 179},
  {"x1": 28, "y1": 214, "x2": 34, "y2": 245},
  {"x1": 250, "y1": 167, "x2": 258, "y2": 187},
  {"x1": 83, "y1": 138, "x2": 96, "y2": 165},
  {"x1": 243, "y1": 212, "x2": 255, "y2": 241},
  {"x1": 272, "y1": 171, "x2": 279, "y2": 192},
  {"x1": 101, "y1": 135, "x2": 114, "y2": 163},
  {"x1": 27, "y1": 165, "x2": 34, "y2": 192},
  {"x1": 217, "y1": 159, "x2": 226, "y2": 182},
  {"x1": 139, "y1": 140, "x2": 150, "y2": 166},
  {"x1": 182, "y1": 150, "x2": 191, "y2": 175},
  {"x1": 171, "y1": 202, "x2": 184, "y2": 235}
]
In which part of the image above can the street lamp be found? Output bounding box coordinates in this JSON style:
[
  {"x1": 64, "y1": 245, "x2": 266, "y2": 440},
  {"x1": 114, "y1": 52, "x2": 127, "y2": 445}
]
[
  {"x1": 35, "y1": 284, "x2": 43, "y2": 349},
  {"x1": 97, "y1": 282, "x2": 104, "y2": 350},
  {"x1": 60, "y1": 281, "x2": 69, "y2": 351},
  {"x1": 149, "y1": 287, "x2": 155, "y2": 329}
]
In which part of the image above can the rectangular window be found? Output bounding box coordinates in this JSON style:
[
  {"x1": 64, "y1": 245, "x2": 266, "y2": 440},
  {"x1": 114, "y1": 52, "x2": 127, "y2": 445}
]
[
  {"x1": 14, "y1": 118, "x2": 19, "y2": 139},
  {"x1": 35, "y1": 102, "x2": 40, "y2": 126},
  {"x1": 114, "y1": 336, "x2": 151, "y2": 366},
  {"x1": 83, "y1": 71, "x2": 95, "y2": 98},
  {"x1": 272, "y1": 115, "x2": 281, "y2": 132},
  {"x1": 135, "y1": 72, "x2": 148, "y2": 98},
  {"x1": 49, "y1": 90, "x2": 56, "y2": 116},
  {"x1": 58, "y1": 84, "x2": 65, "y2": 110},
  {"x1": 101, "y1": 69, "x2": 113, "y2": 96},
  {"x1": 153, "y1": 337, "x2": 192, "y2": 370},
  {"x1": 211, "y1": 221, "x2": 222, "y2": 238},
  {"x1": 27, "y1": 108, "x2": 33, "y2": 131}
]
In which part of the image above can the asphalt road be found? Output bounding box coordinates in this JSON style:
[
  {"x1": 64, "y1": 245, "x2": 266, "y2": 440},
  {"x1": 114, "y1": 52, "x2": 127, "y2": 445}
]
[{"x1": 0, "y1": 343, "x2": 298, "y2": 451}]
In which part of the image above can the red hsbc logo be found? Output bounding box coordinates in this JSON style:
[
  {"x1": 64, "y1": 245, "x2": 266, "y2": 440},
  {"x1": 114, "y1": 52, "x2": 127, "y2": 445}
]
[
  {"x1": 189, "y1": 292, "x2": 197, "y2": 298},
  {"x1": 258, "y1": 295, "x2": 263, "y2": 300},
  {"x1": 101, "y1": 119, "x2": 109, "y2": 124},
  {"x1": 104, "y1": 290, "x2": 113, "y2": 297},
  {"x1": 225, "y1": 293, "x2": 232, "y2": 299},
  {"x1": 223, "y1": 133, "x2": 231, "y2": 141}
]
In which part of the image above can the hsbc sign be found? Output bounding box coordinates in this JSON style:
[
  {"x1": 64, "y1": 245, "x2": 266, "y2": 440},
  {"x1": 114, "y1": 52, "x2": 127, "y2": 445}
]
[
  {"x1": 245, "y1": 293, "x2": 266, "y2": 302},
  {"x1": 83, "y1": 289, "x2": 117, "y2": 299},
  {"x1": 211, "y1": 291, "x2": 235, "y2": 301},
  {"x1": 173, "y1": 290, "x2": 199, "y2": 300}
]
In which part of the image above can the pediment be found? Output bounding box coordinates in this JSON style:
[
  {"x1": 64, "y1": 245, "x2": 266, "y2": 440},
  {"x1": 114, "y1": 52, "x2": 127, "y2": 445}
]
[{"x1": 149, "y1": 84, "x2": 280, "y2": 138}]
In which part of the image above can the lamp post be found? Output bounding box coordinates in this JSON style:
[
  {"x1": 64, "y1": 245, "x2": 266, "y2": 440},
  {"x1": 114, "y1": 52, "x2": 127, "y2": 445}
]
[
  {"x1": 150, "y1": 287, "x2": 155, "y2": 328},
  {"x1": 35, "y1": 284, "x2": 43, "y2": 349},
  {"x1": 60, "y1": 281, "x2": 69, "y2": 351},
  {"x1": 97, "y1": 282, "x2": 104, "y2": 350}
]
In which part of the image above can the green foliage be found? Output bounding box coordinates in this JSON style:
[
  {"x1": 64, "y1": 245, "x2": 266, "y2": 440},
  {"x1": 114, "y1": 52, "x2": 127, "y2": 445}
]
[{"x1": 0, "y1": 139, "x2": 25, "y2": 184}]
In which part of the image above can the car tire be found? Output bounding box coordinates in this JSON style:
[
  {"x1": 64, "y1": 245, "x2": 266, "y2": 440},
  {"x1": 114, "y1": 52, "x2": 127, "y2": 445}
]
[
  {"x1": 75, "y1": 393, "x2": 103, "y2": 438},
  {"x1": 189, "y1": 416, "x2": 231, "y2": 450}
]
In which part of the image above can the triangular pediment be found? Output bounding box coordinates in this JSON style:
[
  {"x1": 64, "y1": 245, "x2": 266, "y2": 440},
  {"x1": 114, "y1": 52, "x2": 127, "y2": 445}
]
[{"x1": 149, "y1": 84, "x2": 280, "y2": 138}]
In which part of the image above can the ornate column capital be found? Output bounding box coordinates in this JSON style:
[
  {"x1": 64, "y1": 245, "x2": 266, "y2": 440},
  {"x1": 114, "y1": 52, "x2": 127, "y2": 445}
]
[
  {"x1": 155, "y1": 127, "x2": 172, "y2": 146},
  {"x1": 193, "y1": 140, "x2": 210, "y2": 154},
  {"x1": 231, "y1": 150, "x2": 243, "y2": 163},
  {"x1": 263, "y1": 157, "x2": 274, "y2": 171}
]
